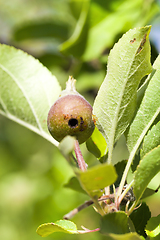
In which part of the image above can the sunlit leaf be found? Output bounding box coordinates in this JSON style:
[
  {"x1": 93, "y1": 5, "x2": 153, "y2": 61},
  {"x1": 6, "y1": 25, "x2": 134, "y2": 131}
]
[
  {"x1": 86, "y1": 127, "x2": 108, "y2": 159},
  {"x1": 36, "y1": 219, "x2": 100, "y2": 237},
  {"x1": 36, "y1": 220, "x2": 78, "y2": 237},
  {"x1": 93, "y1": 26, "x2": 152, "y2": 163},
  {"x1": 127, "y1": 54, "x2": 160, "y2": 154},
  {"x1": 145, "y1": 214, "x2": 160, "y2": 239},
  {"x1": 0, "y1": 44, "x2": 61, "y2": 146},
  {"x1": 141, "y1": 121, "x2": 160, "y2": 158},
  {"x1": 134, "y1": 145, "x2": 160, "y2": 201},
  {"x1": 76, "y1": 163, "x2": 117, "y2": 197}
]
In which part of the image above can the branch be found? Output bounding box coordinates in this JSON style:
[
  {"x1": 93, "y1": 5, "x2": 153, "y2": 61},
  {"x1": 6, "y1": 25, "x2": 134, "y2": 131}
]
[
  {"x1": 63, "y1": 194, "x2": 115, "y2": 220},
  {"x1": 63, "y1": 200, "x2": 93, "y2": 220}
]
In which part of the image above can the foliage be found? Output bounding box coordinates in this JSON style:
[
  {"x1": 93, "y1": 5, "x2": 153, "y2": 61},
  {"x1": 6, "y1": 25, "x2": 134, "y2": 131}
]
[
  {"x1": 0, "y1": 0, "x2": 159, "y2": 90},
  {"x1": 0, "y1": 44, "x2": 61, "y2": 146},
  {"x1": 1, "y1": 24, "x2": 160, "y2": 239},
  {"x1": 0, "y1": 1, "x2": 160, "y2": 240}
]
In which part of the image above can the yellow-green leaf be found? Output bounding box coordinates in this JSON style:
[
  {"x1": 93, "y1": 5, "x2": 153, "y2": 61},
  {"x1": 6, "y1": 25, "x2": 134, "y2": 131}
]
[
  {"x1": 93, "y1": 26, "x2": 152, "y2": 163},
  {"x1": 134, "y1": 145, "x2": 160, "y2": 201},
  {"x1": 76, "y1": 163, "x2": 117, "y2": 197},
  {"x1": 0, "y1": 44, "x2": 61, "y2": 146},
  {"x1": 36, "y1": 220, "x2": 78, "y2": 237}
]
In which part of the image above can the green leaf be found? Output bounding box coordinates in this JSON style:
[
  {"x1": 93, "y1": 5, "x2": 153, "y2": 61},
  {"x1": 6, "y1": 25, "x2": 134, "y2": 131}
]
[
  {"x1": 58, "y1": 136, "x2": 76, "y2": 160},
  {"x1": 93, "y1": 26, "x2": 152, "y2": 163},
  {"x1": 76, "y1": 163, "x2": 117, "y2": 197},
  {"x1": 130, "y1": 202, "x2": 151, "y2": 237},
  {"x1": 141, "y1": 187, "x2": 157, "y2": 200},
  {"x1": 145, "y1": 214, "x2": 160, "y2": 239},
  {"x1": 100, "y1": 212, "x2": 144, "y2": 239},
  {"x1": 64, "y1": 176, "x2": 87, "y2": 195},
  {"x1": 100, "y1": 211, "x2": 130, "y2": 235},
  {"x1": 0, "y1": 44, "x2": 61, "y2": 146},
  {"x1": 86, "y1": 127, "x2": 108, "y2": 159},
  {"x1": 114, "y1": 160, "x2": 127, "y2": 188},
  {"x1": 60, "y1": 0, "x2": 90, "y2": 58},
  {"x1": 134, "y1": 145, "x2": 160, "y2": 201},
  {"x1": 131, "y1": 153, "x2": 140, "y2": 172},
  {"x1": 82, "y1": 0, "x2": 157, "y2": 61},
  {"x1": 127, "y1": 54, "x2": 160, "y2": 154},
  {"x1": 13, "y1": 20, "x2": 69, "y2": 41},
  {"x1": 141, "y1": 121, "x2": 160, "y2": 158},
  {"x1": 36, "y1": 220, "x2": 78, "y2": 237},
  {"x1": 106, "y1": 233, "x2": 144, "y2": 240}
]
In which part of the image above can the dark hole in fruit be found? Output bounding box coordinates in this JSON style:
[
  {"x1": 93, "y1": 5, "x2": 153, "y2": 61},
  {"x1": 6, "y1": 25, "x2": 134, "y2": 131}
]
[{"x1": 68, "y1": 118, "x2": 78, "y2": 128}]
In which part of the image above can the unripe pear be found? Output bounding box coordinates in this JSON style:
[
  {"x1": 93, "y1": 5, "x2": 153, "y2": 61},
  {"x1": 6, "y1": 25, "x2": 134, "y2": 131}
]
[{"x1": 47, "y1": 76, "x2": 95, "y2": 144}]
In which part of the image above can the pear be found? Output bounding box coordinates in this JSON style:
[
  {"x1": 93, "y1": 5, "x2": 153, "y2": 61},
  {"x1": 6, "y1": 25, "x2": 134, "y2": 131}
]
[{"x1": 47, "y1": 76, "x2": 95, "y2": 144}]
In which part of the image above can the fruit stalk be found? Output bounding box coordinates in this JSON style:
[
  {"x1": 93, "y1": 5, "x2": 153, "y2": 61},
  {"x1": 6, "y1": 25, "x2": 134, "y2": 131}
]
[{"x1": 74, "y1": 140, "x2": 87, "y2": 171}]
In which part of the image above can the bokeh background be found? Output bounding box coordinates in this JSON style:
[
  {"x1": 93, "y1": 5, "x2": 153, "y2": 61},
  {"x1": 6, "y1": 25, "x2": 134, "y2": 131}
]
[{"x1": 0, "y1": 1, "x2": 160, "y2": 240}]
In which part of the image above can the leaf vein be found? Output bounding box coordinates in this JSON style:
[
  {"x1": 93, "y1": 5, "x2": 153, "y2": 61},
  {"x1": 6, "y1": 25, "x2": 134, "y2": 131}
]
[{"x1": 0, "y1": 63, "x2": 43, "y2": 131}]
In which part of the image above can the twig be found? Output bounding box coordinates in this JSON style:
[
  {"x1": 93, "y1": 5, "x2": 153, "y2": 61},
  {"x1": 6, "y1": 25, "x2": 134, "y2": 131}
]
[
  {"x1": 63, "y1": 200, "x2": 93, "y2": 220},
  {"x1": 63, "y1": 194, "x2": 115, "y2": 220}
]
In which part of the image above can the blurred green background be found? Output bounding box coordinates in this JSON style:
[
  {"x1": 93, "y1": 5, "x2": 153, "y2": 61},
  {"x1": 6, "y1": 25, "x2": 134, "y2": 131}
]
[{"x1": 0, "y1": 1, "x2": 160, "y2": 240}]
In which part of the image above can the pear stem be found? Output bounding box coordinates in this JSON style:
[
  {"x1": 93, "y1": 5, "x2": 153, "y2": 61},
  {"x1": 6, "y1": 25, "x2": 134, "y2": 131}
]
[
  {"x1": 66, "y1": 76, "x2": 77, "y2": 92},
  {"x1": 74, "y1": 140, "x2": 87, "y2": 171}
]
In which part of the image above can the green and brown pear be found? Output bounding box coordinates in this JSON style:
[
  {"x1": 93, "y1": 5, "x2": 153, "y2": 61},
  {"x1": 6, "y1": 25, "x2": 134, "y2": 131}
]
[{"x1": 47, "y1": 76, "x2": 95, "y2": 144}]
